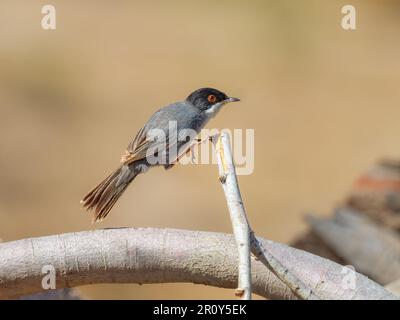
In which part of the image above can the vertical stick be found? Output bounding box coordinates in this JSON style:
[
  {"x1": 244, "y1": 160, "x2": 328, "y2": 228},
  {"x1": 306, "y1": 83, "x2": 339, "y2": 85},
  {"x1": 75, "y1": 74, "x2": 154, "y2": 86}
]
[
  {"x1": 212, "y1": 133, "x2": 252, "y2": 300},
  {"x1": 212, "y1": 132, "x2": 320, "y2": 300}
]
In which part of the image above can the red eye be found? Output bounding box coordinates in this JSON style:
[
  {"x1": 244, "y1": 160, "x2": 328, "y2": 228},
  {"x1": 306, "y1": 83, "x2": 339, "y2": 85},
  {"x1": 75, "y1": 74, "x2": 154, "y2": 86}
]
[{"x1": 207, "y1": 95, "x2": 217, "y2": 103}]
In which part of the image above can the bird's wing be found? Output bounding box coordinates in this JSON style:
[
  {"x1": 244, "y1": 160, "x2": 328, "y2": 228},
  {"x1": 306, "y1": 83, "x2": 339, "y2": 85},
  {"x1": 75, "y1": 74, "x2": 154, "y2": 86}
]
[
  {"x1": 120, "y1": 103, "x2": 199, "y2": 166},
  {"x1": 120, "y1": 127, "x2": 150, "y2": 164},
  {"x1": 120, "y1": 126, "x2": 175, "y2": 166}
]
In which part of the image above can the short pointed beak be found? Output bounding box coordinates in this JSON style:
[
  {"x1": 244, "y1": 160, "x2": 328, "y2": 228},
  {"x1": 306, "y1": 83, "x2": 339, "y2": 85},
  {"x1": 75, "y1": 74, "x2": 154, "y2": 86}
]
[{"x1": 225, "y1": 97, "x2": 240, "y2": 103}]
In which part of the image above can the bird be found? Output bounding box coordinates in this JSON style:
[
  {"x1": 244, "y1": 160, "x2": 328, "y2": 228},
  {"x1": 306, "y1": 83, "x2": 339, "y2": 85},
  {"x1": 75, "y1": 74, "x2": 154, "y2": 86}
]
[{"x1": 81, "y1": 87, "x2": 240, "y2": 222}]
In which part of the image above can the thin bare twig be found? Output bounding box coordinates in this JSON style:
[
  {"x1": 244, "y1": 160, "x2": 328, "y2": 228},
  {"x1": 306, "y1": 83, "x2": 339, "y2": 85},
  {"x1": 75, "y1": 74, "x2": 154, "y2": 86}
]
[
  {"x1": 212, "y1": 133, "x2": 252, "y2": 300},
  {"x1": 211, "y1": 132, "x2": 320, "y2": 300}
]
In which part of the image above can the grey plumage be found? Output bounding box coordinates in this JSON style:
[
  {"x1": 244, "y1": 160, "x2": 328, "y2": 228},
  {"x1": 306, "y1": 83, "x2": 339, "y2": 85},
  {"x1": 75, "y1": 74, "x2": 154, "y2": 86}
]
[{"x1": 81, "y1": 88, "x2": 239, "y2": 222}]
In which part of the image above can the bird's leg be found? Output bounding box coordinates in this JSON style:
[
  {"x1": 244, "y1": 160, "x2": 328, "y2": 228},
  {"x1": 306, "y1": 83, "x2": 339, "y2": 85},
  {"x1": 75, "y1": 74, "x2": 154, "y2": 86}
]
[
  {"x1": 188, "y1": 137, "x2": 210, "y2": 164},
  {"x1": 169, "y1": 136, "x2": 210, "y2": 167}
]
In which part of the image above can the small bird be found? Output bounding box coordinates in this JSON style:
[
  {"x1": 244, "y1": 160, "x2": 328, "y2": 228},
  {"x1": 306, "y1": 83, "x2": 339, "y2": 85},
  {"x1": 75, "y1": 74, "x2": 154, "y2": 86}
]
[{"x1": 81, "y1": 87, "x2": 240, "y2": 222}]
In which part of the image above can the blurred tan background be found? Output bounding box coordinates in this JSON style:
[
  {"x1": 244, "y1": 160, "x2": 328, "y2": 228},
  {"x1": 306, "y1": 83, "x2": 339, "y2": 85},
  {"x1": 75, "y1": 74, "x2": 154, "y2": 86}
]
[{"x1": 1, "y1": 0, "x2": 400, "y2": 299}]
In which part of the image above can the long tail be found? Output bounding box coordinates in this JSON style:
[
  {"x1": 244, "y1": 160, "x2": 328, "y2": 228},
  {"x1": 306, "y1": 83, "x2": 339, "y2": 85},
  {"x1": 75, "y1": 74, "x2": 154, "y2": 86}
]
[{"x1": 81, "y1": 165, "x2": 138, "y2": 222}]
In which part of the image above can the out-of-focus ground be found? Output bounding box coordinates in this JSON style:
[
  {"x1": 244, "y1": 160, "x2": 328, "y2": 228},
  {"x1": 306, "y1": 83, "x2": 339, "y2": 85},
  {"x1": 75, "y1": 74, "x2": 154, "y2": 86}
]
[{"x1": 1, "y1": 1, "x2": 400, "y2": 299}]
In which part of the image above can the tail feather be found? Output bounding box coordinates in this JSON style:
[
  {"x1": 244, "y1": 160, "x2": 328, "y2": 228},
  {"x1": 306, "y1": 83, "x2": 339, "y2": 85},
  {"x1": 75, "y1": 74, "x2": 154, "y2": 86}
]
[
  {"x1": 82, "y1": 168, "x2": 120, "y2": 209},
  {"x1": 81, "y1": 165, "x2": 138, "y2": 222}
]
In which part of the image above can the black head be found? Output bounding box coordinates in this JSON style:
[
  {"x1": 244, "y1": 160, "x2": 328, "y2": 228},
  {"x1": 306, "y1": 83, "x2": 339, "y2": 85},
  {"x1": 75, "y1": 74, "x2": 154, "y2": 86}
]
[{"x1": 186, "y1": 88, "x2": 240, "y2": 112}]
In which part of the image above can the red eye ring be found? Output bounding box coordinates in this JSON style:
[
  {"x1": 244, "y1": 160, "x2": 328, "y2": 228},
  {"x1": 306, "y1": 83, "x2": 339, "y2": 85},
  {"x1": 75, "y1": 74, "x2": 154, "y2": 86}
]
[{"x1": 207, "y1": 94, "x2": 217, "y2": 103}]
